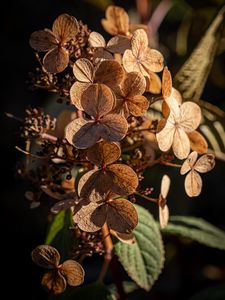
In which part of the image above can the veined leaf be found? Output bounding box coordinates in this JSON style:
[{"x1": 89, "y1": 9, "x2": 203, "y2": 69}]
[
  {"x1": 45, "y1": 209, "x2": 73, "y2": 261},
  {"x1": 174, "y1": 6, "x2": 225, "y2": 101},
  {"x1": 114, "y1": 204, "x2": 165, "y2": 291},
  {"x1": 161, "y1": 215, "x2": 225, "y2": 250}
]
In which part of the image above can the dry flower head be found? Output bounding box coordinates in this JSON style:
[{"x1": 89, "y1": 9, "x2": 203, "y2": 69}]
[
  {"x1": 31, "y1": 245, "x2": 84, "y2": 294},
  {"x1": 180, "y1": 151, "x2": 215, "y2": 197},
  {"x1": 30, "y1": 14, "x2": 79, "y2": 73}
]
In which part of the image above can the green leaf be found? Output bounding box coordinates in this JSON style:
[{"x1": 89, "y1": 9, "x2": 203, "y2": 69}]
[
  {"x1": 189, "y1": 284, "x2": 225, "y2": 300},
  {"x1": 114, "y1": 204, "x2": 165, "y2": 291},
  {"x1": 162, "y1": 216, "x2": 225, "y2": 250},
  {"x1": 174, "y1": 6, "x2": 225, "y2": 101},
  {"x1": 45, "y1": 209, "x2": 73, "y2": 261},
  {"x1": 49, "y1": 283, "x2": 112, "y2": 300}
]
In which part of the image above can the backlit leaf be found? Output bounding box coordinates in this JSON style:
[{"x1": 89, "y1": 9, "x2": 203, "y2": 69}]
[{"x1": 115, "y1": 204, "x2": 164, "y2": 291}]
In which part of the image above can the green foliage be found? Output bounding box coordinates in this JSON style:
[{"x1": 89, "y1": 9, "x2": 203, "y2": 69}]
[
  {"x1": 162, "y1": 216, "x2": 225, "y2": 250},
  {"x1": 45, "y1": 209, "x2": 73, "y2": 261},
  {"x1": 114, "y1": 204, "x2": 164, "y2": 291},
  {"x1": 174, "y1": 6, "x2": 225, "y2": 101}
]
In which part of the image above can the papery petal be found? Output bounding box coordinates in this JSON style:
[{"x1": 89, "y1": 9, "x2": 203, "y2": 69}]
[
  {"x1": 43, "y1": 47, "x2": 69, "y2": 73},
  {"x1": 60, "y1": 260, "x2": 84, "y2": 286},
  {"x1": 30, "y1": 29, "x2": 57, "y2": 52},
  {"x1": 156, "y1": 121, "x2": 175, "y2": 152},
  {"x1": 31, "y1": 245, "x2": 60, "y2": 269},
  {"x1": 70, "y1": 81, "x2": 90, "y2": 110},
  {"x1": 172, "y1": 128, "x2": 190, "y2": 159},
  {"x1": 180, "y1": 151, "x2": 198, "y2": 175},
  {"x1": 52, "y1": 14, "x2": 78, "y2": 43},
  {"x1": 73, "y1": 58, "x2": 94, "y2": 82},
  {"x1": 101, "y1": 113, "x2": 128, "y2": 142},
  {"x1": 42, "y1": 270, "x2": 66, "y2": 294},
  {"x1": 194, "y1": 154, "x2": 215, "y2": 173},
  {"x1": 184, "y1": 170, "x2": 202, "y2": 197},
  {"x1": 180, "y1": 102, "x2": 201, "y2": 132}
]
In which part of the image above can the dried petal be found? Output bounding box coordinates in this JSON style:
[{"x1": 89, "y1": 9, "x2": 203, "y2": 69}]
[
  {"x1": 52, "y1": 14, "x2": 78, "y2": 43},
  {"x1": 81, "y1": 83, "x2": 114, "y2": 118},
  {"x1": 102, "y1": 5, "x2": 129, "y2": 36},
  {"x1": 194, "y1": 154, "x2": 215, "y2": 173},
  {"x1": 172, "y1": 128, "x2": 190, "y2": 159},
  {"x1": 87, "y1": 141, "x2": 121, "y2": 166},
  {"x1": 101, "y1": 113, "x2": 128, "y2": 142},
  {"x1": 93, "y1": 48, "x2": 113, "y2": 62},
  {"x1": 29, "y1": 30, "x2": 57, "y2": 52},
  {"x1": 127, "y1": 95, "x2": 149, "y2": 116},
  {"x1": 184, "y1": 170, "x2": 202, "y2": 197},
  {"x1": 156, "y1": 121, "x2": 175, "y2": 152},
  {"x1": 145, "y1": 72, "x2": 161, "y2": 94},
  {"x1": 70, "y1": 81, "x2": 90, "y2": 110},
  {"x1": 107, "y1": 35, "x2": 131, "y2": 53},
  {"x1": 65, "y1": 118, "x2": 100, "y2": 149},
  {"x1": 73, "y1": 200, "x2": 106, "y2": 231},
  {"x1": 78, "y1": 170, "x2": 111, "y2": 202},
  {"x1": 107, "y1": 199, "x2": 138, "y2": 233},
  {"x1": 160, "y1": 175, "x2": 170, "y2": 199},
  {"x1": 162, "y1": 67, "x2": 172, "y2": 98},
  {"x1": 42, "y1": 270, "x2": 66, "y2": 294},
  {"x1": 141, "y1": 48, "x2": 164, "y2": 73},
  {"x1": 121, "y1": 72, "x2": 146, "y2": 97},
  {"x1": 129, "y1": 23, "x2": 148, "y2": 33},
  {"x1": 73, "y1": 58, "x2": 94, "y2": 83},
  {"x1": 107, "y1": 164, "x2": 138, "y2": 196},
  {"x1": 31, "y1": 245, "x2": 60, "y2": 269},
  {"x1": 122, "y1": 49, "x2": 139, "y2": 73},
  {"x1": 180, "y1": 102, "x2": 201, "y2": 132},
  {"x1": 180, "y1": 151, "x2": 198, "y2": 175},
  {"x1": 60, "y1": 260, "x2": 84, "y2": 286},
  {"x1": 94, "y1": 60, "x2": 125, "y2": 89},
  {"x1": 188, "y1": 131, "x2": 208, "y2": 154},
  {"x1": 88, "y1": 32, "x2": 106, "y2": 48},
  {"x1": 131, "y1": 29, "x2": 148, "y2": 57},
  {"x1": 43, "y1": 46, "x2": 69, "y2": 73},
  {"x1": 159, "y1": 204, "x2": 169, "y2": 229}
]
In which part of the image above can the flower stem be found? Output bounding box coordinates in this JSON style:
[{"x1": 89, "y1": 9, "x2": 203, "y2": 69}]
[{"x1": 97, "y1": 223, "x2": 113, "y2": 283}]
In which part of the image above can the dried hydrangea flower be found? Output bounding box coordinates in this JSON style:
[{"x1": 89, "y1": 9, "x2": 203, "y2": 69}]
[
  {"x1": 78, "y1": 141, "x2": 138, "y2": 202},
  {"x1": 30, "y1": 14, "x2": 79, "y2": 73},
  {"x1": 70, "y1": 59, "x2": 124, "y2": 110},
  {"x1": 180, "y1": 151, "x2": 215, "y2": 197},
  {"x1": 158, "y1": 175, "x2": 170, "y2": 229},
  {"x1": 66, "y1": 84, "x2": 128, "y2": 149},
  {"x1": 31, "y1": 245, "x2": 84, "y2": 294},
  {"x1": 156, "y1": 83, "x2": 202, "y2": 159},
  {"x1": 88, "y1": 31, "x2": 130, "y2": 62},
  {"x1": 113, "y1": 71, "x2": 149, "y2": 117},
  {"x1": 160, "y1": 67, "x2": 207, "y2": 154},
  {"x1": 122, "y1": 29, "x2": 164, "y2": 77},
  {"x1": 73, "y1": 196, "x2": 138, "y2": 234},
  {"x1": 101, "y1": 5, "x2": 147, "y2": 37}
]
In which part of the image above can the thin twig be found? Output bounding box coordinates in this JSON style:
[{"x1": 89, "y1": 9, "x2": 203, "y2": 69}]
[
  {"x1": 15, "y1": 146, "x2": 48, "y2": 160},
  {"x1": 97, "y1": 223, "x2": 113, "y2": 283},
  {"x1": 135, "y1": 192, "x2": 158, "y2": 203},
  {"x1": 5, "y1": 112, "x2": 24, "y2": 122},
  {"x1": 160, "y1": 160, "x2": 182, "y2": 168}
]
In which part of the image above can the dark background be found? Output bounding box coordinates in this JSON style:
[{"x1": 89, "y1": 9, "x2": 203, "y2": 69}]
[{"x1": 1, "y1": 0, "x2": 225, "y2": 299}]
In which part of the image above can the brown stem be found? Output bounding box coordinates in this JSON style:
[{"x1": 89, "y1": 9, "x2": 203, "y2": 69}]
[
  {"x1": 135, "y1": 192, "x2": 158, "y2": 203},
  {"x1": 160, "y1": 160, "x2": 182, "y2": 168},
  {"x1": 97, "y1": 223, "x2": 113, "y2": 283}
]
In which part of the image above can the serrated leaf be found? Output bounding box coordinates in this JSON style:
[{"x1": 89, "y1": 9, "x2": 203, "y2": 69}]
[
  {"x1": 114, "y1": 204, "x2": 165, "y2": 291},
  {"x1": 161, "y1": 216, "x2": 225, "y2": 250},
  {"x1": 45, "y1": 209, "x2": 73, "y2": 261},
  {"x1": 174, "y1": 6, "x2": 225, "y2": 101}
]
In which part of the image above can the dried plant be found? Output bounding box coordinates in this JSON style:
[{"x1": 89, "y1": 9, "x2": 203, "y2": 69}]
[{"x1": 10, "y1": 4, "x2": 225, "y2": 299}]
